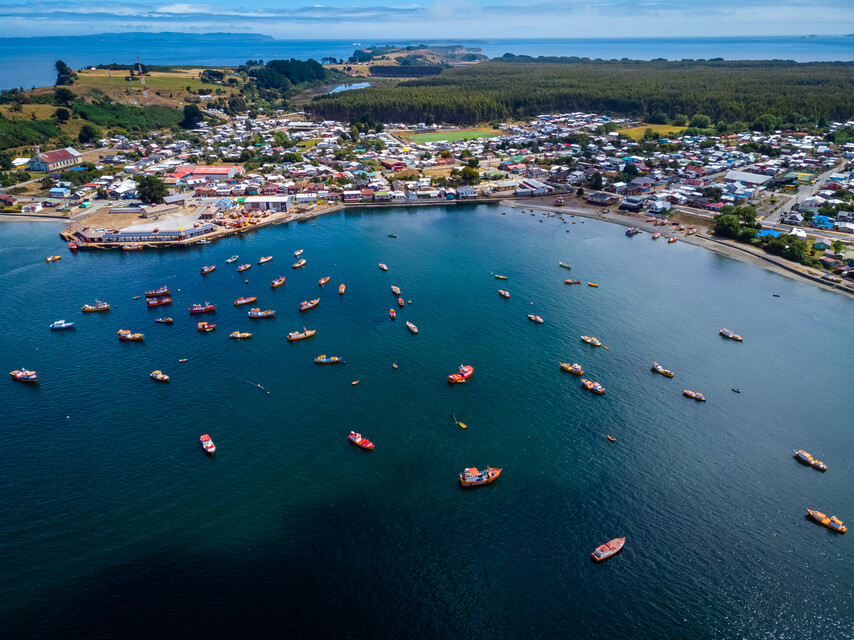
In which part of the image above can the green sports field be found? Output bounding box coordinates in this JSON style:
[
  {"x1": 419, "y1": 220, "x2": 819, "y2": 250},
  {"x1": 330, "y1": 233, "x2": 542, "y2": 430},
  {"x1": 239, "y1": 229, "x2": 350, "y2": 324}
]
[{"x1": 403, "y1": 129, "x2": 499, "y2": 143}]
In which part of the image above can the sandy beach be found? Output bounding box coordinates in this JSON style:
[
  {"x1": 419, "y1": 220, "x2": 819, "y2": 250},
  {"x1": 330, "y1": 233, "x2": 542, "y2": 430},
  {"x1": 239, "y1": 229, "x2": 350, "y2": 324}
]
[{"x1": 504, "y1": 197, "x2": 854, "y2": 300}]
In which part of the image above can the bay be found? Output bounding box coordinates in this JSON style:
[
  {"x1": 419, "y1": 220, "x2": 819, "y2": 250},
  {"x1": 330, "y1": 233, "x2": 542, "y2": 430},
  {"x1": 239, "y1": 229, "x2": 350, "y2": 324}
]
[
  {"x1": 1, "y1": 33, "x2": 852, "y2": 91},
  {"x1": 1, "y1": 204, "x2": 852, "y2": 638}
]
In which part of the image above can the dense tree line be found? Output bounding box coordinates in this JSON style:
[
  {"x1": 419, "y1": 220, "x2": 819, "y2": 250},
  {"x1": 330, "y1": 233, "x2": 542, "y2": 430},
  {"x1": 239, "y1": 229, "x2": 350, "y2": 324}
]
[
  {"x1": 240, "y1": 59, "x2": 336, "y2": 92},
  {"x1": 308, "y1": 59, "x2": 854, "y2": 125}
]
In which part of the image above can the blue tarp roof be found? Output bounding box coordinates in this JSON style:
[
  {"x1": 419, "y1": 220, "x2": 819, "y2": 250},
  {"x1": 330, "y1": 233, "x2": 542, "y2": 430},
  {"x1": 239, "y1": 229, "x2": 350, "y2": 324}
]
[{"x1": 757, "y1": 229, "x2": 780, "y2": 238}]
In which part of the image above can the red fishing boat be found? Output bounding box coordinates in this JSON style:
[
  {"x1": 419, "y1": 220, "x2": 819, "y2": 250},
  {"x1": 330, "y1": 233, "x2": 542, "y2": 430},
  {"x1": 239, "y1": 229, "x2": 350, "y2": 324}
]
[
  {"x1": 348, "y1": 431, "x2": 374, "y2": 450},
  {"x1": 144, "y1": 286, "x2": 170, "y2": 297},
  {"x1": 448, "y1": 364, "x2": 474, "y2": 384},
  {"x1": 146, "y1": 296, "x2": 172, "y2": 307},
  {"x1": 459, "y1": 466, "x2": 501, "y2": 486},
  {"x1": 498, "y1": 289, "x2": 510, "y2": 298},
  {"x1": 299, "y1": 299, "x2": 319, "y2": 311},
  {"x1": 197, "y1": 322, "x2": 216, "y2": 332},
  {"x1": 234, "y1": 296, "x2": 257, "y2": 306},
  {"x1": 591, "y1": 537, "x2": 625, "y2": 562},
  {"x1": 389, "y1": 308, "x2": 396, "y2": 320},
  {"x1": 189, "y1": 302, "x2": 216, "y2": 314},
  {"x1": 201, "y1": 265, "x2": 216, "y2": 275},
  {"x1": 397, "y1": 297, "x2": 404, "y2": 307},
  {"x1": 200, "y1": 434, "x2": 216, "y2": 454}
]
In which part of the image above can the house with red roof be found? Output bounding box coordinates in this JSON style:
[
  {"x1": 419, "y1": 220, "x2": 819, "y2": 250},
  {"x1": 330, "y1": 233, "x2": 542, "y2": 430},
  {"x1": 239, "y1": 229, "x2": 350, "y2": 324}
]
[{"x1": 28, "y1": 145, "x2": 82, "y2": 172}]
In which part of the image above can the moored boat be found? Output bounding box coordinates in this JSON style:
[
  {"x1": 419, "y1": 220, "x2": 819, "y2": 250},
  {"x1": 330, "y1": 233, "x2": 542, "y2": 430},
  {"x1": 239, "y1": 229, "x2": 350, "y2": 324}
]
[
  {"x1": 237, "y1": 263, "x2": 251, "y2": 272},
  {"x1": 146, "y1": 296, "x2": 172, "y2": 307},
  {"x1": 348, "y1": 431, "x2": 374, "y2": 449},
  {"x1": 318, "y1": 276, "x2": 330, "y2": 286},
  {"x1": 339, "y1": 284, "x2": 345, "y2": 294},
  {"x1": 292, "y1": 259, "x2": 306, "y2": 269},
  {"x1": 50, "y1": 320, "x2": 75, "y2": 330},
  {"x1": 498, "y1": 289, "x2": 510, "y2": 298},
  {"x1": 200, "y1": 434, "x2": 216, "y2": 454},
  {"x1": 293, "y1": 249, "x2": 303, "y2": 257},
  {"x1": 389, "y1": 308, "x2": 396, "y2": 320},
  {"x1": 580, "y1": 335, "x2": 602, "y2": 346},
  {"x1": 248, "y1": 308, "x2": 275, "y2": 318},
  {"x1": 226, "y1": 255, "x2": 238, "y2": 263},
  {"x1": 397, "y1": 297, "x2": 404, "y2": 307},
  {"x1": 719, "y1": 328, "x2": 743, "y2": 341},
  {"x1": 459, "y1": 466, "x2": 501, "y2": 486},
  {"x1": 10, "y1": 368, "x2": 37, "y2": 382},
  {"x1": 197, "y1": 321, "x2": 215, "y2": 332},
  {"x1": 406, "y1": 321, "x2": 418, "y2": 334},
  {"x1": 315, "y1": 354, "x2": 344, "y2": 364},
  {"x1": 564, "y1": 279, "x2": 581, "y2": 285},
  {"x1": 155, "y1": 317, "x2": 173, "y2": 324},
  {"x1": 117, "y1": 329, "x2": 144, "y2": 341},
  {"x1": 448, "y1": 364, "x2": 474, "y2": 384},
  {"x1": 494, "y1": 274, "x2": 508, "y2": 280},
  {"x1": 82, "y1": 301, "x2": 110, "y2": 312},
  {"x1": 201, "y1": 265, "x2": 216, "y2": 275},
  {"x1": 528, "y1": 314, "x2": 544, "y2": 323},
  {"x1": 391, "y1": 285, "x2": 401, "y2": 295},
  {"x1": 234, "y1": 296, "x2": 258, "y2": 306},
  {"x1": 287, "y1": 328, "x2": 316, "y2": 341},
  {"x1": 123, "y1": 244, "x2": 143, "y2": 251},
  {"x1": 806, "y1": 509, "x2": 846, "y2": 533},
  {"x1": 591, "y1": 537, "x2": 625, "y2": 562},
  {"x1": 271, "y1": 276, "x2": 286, "y2": 288},
  {"x1": 150, "y1": 370, "x2": 169, "y2": 382},
  {"x1": 581, "y1": 378, "x2": 605, "y2": 394},
  {"x1": 668, "y1": 237, "x2": 677, "y2": 243},
  {"x1": 189, "y1": 302, "x2": 216, "y2": 314},
  {"x1": 651, "y1": 362, "x2": 675, "y2": 377},
  {"x1": 67, "y1": 243, "x2": 78, "y2": 251},
  {"x1": 652, "y1": 232, "x2": 661, "y2": 239},
  {"x1": 144, "y1": 286, "x2": 169, "y2": 297},
  {"x1": 229, "y1": 331, "x2": 252, "y2": 339},
  {"x1": 258, "y1": 256, "x2": 273, "y2": 264},
  {"x1": 378, "y1": 263, "x2": 388, "y2": 271},
  {"x1": 559, "y1": 262, "x2": 572, "y2": 269},
  {"x1": 588, "y1": 282, "x2": 599, "y2": 287},
  {"x1": 559, "y1": 362, "x2": 584, "y2": 375},
  {"x1": 626, "y1": 227, "x2": 641, "y2": 236},
  {"x1": 794, "y1": 450, "x2": 828, "y2": 471},
  {"x1": 683, "y1": 389, "x2": 706, "y2": 401},
  {"x1": 299, "y1": 299, "x2": 319, "y2": 311},
  {"x1": 45, "y1": 255, "x2": 62, "y2": 262}
]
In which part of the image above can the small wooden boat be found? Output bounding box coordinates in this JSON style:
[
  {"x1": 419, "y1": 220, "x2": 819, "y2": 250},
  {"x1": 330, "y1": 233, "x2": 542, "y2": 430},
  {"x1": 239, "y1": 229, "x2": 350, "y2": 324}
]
[
  {"x1": 200, "y1": 434, "x2": 216, "y2": 454},
  {"x1": 528, "y1": 314, "x2": 544, "y2": 323},
  {"x1": 197, "y1": 322, "x2": 215, "y2": 332},
  {"x1": 234, "y1": 296, "x2": 258, "y2": 306},
  {"x1": 271, "y1": 277, "x2": 286, "y2": 288},
  {"x1": 652, "y1": 232, "x2": 661, "y2": 239},
  {"x1": 668, "y1": 237, "x2": 677, "y2": 243},
  {"x1": 651, "y1": 362, "x2": 674, "y2": 377},
  {"x1": 45, "y1": 255, "x2": 62, "y2": 262},
  {"x1": 564, "y1": 279, "x2": 581, "y2": 285},
  {"x1": 794, "y1": 450, "x2": 828, "y2": 472},
  {"x1": 397, "y1": 297, "x2": 404, "y2": 307},
  {"x1": 146, "y1": 296, "x2": 172, "y2": 307},
  {"x1": 50, "y1": 320, "x2": 75, "y2": 330},
  {"x1": 559, "y1": 362, "x2": 584, "y2": 375},
  {"x1": 719, "y1": 328, "x2": 743, "y2": 342},
  {"x1": 388, "y1": 233, "x2": 398, "y2": 238},
  {"x1": 226, "y1": 255, "x2": 239, "y2": 263},
  {"x1": 625, "y1": 228, "x2": 641, "y2": 236},
  {"x1": 339, "y1": 284, "x2": 345, "y2": 294},
  {"x1": 318, "y1": 276, "x2": 330, "y2": 286},
  {"x1": 391, "y1": 285, "x2": 401, "y2": 295},
  {"x1": 82, "y1": 301, "x2": 110, "y2": 312},
  {"x1": 606, "y1": 435, "x2": 616, "y2": 442},
  {"x1": 229, "y1": 331, "x2": 252, "y2": 339},
  {"x1": 292, "y1": 259, "x2": 306, "y2": 269},
  {"x1": 201, "y1": 265, "x2": 216, "y2": 275},
  {"x1": 67, "y1": 243, "x2": 78, "y2": 251},
  {"x1": 134, "y1": 295, "x2": 141, "y2": 299},
  {"x1": 459, "y1": 466, "x2": 501, "y2": 486},
  {"x1": 448, "y1": 364, "x2": 474, "y2": 384},
  {"x1": 352, "y1": 380, "x2": 359, "y2": 385},
  {"x1": 117, "y1": 329, "x2": 144, "y2": 341},
  {"x1": 247, "y1": 308, "x2": 275, "y2": 318},
  {"x1": 588, "y1": 282, "x2": 599, "y2": 287},
  {"x1": 683, "y1": 389, "x2": 706, "y2": 401},
  {"x1": 299, "y1": 299, "x2": 319, "y2": 311},
  {"x1": 591, "y1": 537, "x2": 625, "y2": 562},
  {"x1": 155, "y1": 317, "x2": 173, "y2": 324},
  {"x1": 580, "y1": 335, "x2": 602, "y2": 347},
  {"x1": 293, "y1": 249, "x2": 303, "y2": 257},
  {"x1": 406, "y1": 321, "x2": 418, "y2": 334},
  {"x1": 807, "y1": 509, "x2": 847, "y2": 533},
  {"x1": 732, "y1": 388, "x2": 741, "y2": 393},
  {"x1": 237, "y1": 263, "x2": 251, "y2": 272},
  {"x1": 378, "y1": 263, "x2": 388, "y2": 271},
  {"x1": 287, "y1": 328, "x2": 316, "y2": 341},
  {"x1": 315, "y1": 354, "x2": 344, "y2": 364},
  {"x1": 581, "y1": 378, "x2": 605, "y2": 395},
  {"x1": 389, "y1": 308, "x2": 396, "y2": 320},
  {"x1": 145, "y1": 287, "x2": 170, "y2": 299},
  {"x1": 10, "y1": 368, "x2": 37, "y2": 382},
  {"x1": 150, "y1": 370, "x2": 169, "y2": 382},
  {"x1": 258, "y1": 256, "x2": 272, "y2": 264},
  {"x1": 123, "y1": 244, "x2": 143, "y2": 251},
  {"x1": 179, "y1": 358, "x2": 188, "y2": 363},
  {"x1": 348, "y1": 431, "x2": 374, "y2": 449},
  {"x1": 559, "y1": 262, "x2": 572, "y2": 269},
  {"x1": 498, "y1": 289, "x2": 510, "y2": 298},
  {"x1": 189, "y1": 303, "x2": 216, "y2": 314},
  {"x1": 494, "y1": 274, "x2": 508, "y2": 280}
]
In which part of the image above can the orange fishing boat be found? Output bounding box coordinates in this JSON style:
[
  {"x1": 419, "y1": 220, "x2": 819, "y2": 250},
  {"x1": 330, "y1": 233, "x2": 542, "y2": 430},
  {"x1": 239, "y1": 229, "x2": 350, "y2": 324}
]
[
  {"x1": 591, "y1": 537, "x2": 625, "y2": 562},
  {"x1": 339, "y1": 284, "x2": 345, "y2": 294},
  {"x1": 459, "y1": 466, "x2": 501, "y2": 486},
  {"x1": 271, "y1": 276, "x2": 286, "y2": 288},
  {"x1": 234, "y1": 296, "x2": 257, "y2": 306}
]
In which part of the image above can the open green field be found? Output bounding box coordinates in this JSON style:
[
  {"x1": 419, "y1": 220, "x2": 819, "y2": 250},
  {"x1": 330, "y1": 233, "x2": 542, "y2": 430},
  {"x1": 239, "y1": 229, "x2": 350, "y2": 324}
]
[
  {"x1": 401, "y1": 128, "x2": 499, "y2": 143},
  {"x1": 617, "y1": 124, "x2": 688, "y2": 140}
]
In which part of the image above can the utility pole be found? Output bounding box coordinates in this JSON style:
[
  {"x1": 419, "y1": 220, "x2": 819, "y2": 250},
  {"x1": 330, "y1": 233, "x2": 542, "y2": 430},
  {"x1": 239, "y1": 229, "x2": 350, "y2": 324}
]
[{"x1": 137, "y1": 56, "x2": 148, "y2": 104}]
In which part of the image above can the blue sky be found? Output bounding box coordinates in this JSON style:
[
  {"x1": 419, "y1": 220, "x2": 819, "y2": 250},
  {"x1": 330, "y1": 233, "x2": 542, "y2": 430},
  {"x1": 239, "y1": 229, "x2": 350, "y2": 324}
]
[{"x1": 2, "y1": 0, "x2": 851, "y2": 38}]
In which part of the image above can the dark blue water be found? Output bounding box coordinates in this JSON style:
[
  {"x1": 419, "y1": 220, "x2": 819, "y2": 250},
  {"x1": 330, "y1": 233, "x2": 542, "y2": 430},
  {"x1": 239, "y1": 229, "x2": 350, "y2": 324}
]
[
  {"x1": 1, "y1": 33, "x2": 852, "y2": 91},
  {"x1": 2, "y1": 206, "x2": 853, "y2": 638}
]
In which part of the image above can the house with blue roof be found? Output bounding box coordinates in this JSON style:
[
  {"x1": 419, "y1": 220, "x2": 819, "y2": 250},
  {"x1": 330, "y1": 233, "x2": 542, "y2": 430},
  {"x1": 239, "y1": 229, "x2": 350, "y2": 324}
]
[{"x1": 757, "y1": 229, "x2": 780, "y2": 238}]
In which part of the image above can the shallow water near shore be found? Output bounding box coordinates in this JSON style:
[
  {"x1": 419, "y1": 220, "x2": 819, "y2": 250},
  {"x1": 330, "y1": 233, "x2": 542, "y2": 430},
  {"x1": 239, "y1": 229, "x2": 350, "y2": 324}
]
[{"x1": 2, "y1": 204, "x2": 852, "y2": 638}]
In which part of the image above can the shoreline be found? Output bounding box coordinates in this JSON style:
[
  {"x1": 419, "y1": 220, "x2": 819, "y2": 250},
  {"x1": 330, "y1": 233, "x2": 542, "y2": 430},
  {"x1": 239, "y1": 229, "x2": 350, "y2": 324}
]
[{"x1": 503, "y1": 198, "x2": 854, "y2": 300}]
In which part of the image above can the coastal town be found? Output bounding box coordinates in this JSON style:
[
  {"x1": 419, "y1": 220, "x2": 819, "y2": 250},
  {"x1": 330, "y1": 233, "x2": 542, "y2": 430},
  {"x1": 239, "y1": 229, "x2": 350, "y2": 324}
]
[{"x1": 3, "y1": 107, "x2": 854, "y2": 293}]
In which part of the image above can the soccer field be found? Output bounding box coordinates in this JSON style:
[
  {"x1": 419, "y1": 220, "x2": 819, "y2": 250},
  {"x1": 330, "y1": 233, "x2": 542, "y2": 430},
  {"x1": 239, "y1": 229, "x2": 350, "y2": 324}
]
[{"x1": 403, "y1": 129, "x2": 499, "y2": 143}]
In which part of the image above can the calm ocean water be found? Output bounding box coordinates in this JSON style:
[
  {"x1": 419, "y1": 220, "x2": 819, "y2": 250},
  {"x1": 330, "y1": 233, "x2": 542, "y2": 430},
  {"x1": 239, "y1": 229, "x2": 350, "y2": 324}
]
[
  {"x1": 1, "y1": 205, "x2": 852, "y2": 638},
  {"x1": 0, "y1": 33, "x2": 852, "y2": 90}
]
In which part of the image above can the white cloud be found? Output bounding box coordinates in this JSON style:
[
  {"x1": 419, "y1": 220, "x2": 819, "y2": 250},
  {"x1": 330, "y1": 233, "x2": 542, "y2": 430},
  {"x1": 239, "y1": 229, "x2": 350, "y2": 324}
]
[{"x1": 157, "y1": 3, "x2": 210, "y2": 12}]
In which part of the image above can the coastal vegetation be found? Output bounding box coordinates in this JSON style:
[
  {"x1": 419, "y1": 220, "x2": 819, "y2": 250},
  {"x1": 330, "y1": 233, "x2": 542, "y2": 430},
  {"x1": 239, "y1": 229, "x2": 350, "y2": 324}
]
[{"x1": 308, "y1": 59, "x2": 854, "y2": 126}]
